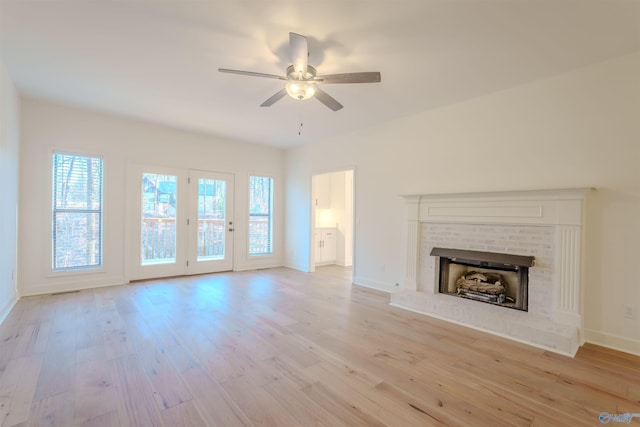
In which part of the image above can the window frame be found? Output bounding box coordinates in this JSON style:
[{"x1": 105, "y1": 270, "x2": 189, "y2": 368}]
[
  {"x1": 51, "y1": 150, "x2": 104, "y2": 272},
  {"x1": 248, "y1": 174, "x2": 274, "y2": 257}
]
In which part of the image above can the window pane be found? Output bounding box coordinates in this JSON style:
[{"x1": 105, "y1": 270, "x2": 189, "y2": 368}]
[
  {"x1": 52, "y1": 153, "x2": 103, "y2": 270},
  {"x1": 197, "y1": 178, "x2": 226, "y2": 261},
  {"x1": 53, "y1": 154, "x2": 102, "y2": 210},
  {"x1": 53, "y1": 212, "x2": 101, "y2": 269},
  {"x1": 141, "y1": 173, "x2": 177, "y2": 265},
  {"x1": 249, "y1": 176, "x2": 273, "y2": 255}
]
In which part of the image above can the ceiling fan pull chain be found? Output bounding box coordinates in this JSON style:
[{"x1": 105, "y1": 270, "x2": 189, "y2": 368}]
[{"x1": 298, "y1": 106, "x2": 304, "y2": 136}]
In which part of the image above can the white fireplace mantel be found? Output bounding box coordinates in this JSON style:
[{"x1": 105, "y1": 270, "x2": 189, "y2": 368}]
[
  {"x1": 402, "y1": 187, "x2": 589, "y2": 225},
  {"x1": 394, "y1": 188, "x2": 591, "y2": 356}
]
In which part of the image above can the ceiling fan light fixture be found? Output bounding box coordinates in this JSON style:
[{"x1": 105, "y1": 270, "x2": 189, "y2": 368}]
[{"x1": 285, "y1": 80, "x2": 316, "y2": 100}]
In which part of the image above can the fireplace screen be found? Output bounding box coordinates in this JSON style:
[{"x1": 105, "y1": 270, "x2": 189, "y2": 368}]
[{"x1": 431, "y1": 247, "x2": 535, "y2": 311}]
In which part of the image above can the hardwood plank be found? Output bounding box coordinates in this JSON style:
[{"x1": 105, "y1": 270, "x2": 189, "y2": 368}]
[
  {"x1": 263, "y1": 374, "x2": 344, "y2": 426},
  {"x1": 259, "y1": 354, "x2": 318, "y2": 390},
  {"x1": 32, "y1": 319, "x2": 76, "y2": 402},
  {"x1": 578, "y1": 342, "x2": 640, "y2": 372},
  {"x1": 403, "y1": 352, "x2": 580, "y2": 426},
  {"x1": 160, "y1": 401, "x2": 207, "y2": 427},
  {"x1": 0, "y1": 339, "x2": 19, "y2": 377},
  {"x1": 0, "y1": 354, "x2": 43, "y2": 426},
  {"x1": 220, "y1": 375, "x2": 301, "y2": 426},
  {"x1": 267, "y1": 332, "x2": 321, "y2": 369},
  {"x1": 27, "y1": 391, "x2": 74, "y2": 427},
  {"x1": 0, "y1": 266, "x2": 638, "y2": 426},
  {"x1": 142, "y1": 316, "x2": 181, "y2": 351},
  {"x1": 75, "y1": 310, "x2": 104, "y2": 352},
  {"x1": 162, "y1": 343, "x2": 253, "y2": 426},
  {"x1": 76, "y1": 344, "x2": 109, "y2": 365},
  {"x1": 137, "y1": 347, "x2": 191, "y2": 410},
  {"x1": 301, "y1": 381, "x2": 386, "y2": 427},
  {"x1": 77, "y1": 410, "x2": 120, "y2": 427},
  {"x1": 109, "y1": 354, "x2": 165, "y2": 427},
  {"x1": 74, "y1": 359, "x2": 118, "y2": 425},
  {"x1": 101, "y1": 325, "x2": 136, "y2": 361},
  {"x1": 10, "y1": 322, "x2": 51, "y2": 359}
]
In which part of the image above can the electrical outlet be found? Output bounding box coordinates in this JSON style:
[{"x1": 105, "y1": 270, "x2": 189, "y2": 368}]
[{"x1": 623, "y1": 305, "x2": 637, "y2": 320}]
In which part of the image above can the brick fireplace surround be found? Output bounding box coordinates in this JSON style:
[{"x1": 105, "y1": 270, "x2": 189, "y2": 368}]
[{"x1": 392, "y1": 188, "x2": 590, "y2": 356}]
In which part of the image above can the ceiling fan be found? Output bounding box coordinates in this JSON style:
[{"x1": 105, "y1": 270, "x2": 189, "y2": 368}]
[{"x1": 219, "y1": 33, "x2": 381, "y2": 111}]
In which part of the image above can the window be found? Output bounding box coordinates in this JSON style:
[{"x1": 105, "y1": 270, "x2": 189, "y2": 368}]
[
  {"x1": 249, "y1": 176, "x2": 273, "y2": 255},
  {"x1": 52, "y1": 152, "x2": 103, "y2": 271}
]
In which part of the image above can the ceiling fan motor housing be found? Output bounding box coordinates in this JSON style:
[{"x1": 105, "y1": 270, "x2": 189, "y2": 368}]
[{"x1": 286, "y1": 64, "x2": 317, "y2": 80}]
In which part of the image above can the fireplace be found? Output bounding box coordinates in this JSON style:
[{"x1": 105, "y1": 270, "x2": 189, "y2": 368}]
[
  {"x1": 392, "y1": 188, "x2": 590, "y2": 356},
  {"x1": 431, "y1": 247, "x2": 535, "y2": 311}
]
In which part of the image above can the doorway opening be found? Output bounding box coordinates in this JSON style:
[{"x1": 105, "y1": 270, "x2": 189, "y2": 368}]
[{"x1": 310, "y1": 169, "x2": 355, "y2": 279}]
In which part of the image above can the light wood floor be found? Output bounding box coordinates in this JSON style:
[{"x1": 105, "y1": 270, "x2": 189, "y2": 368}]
[{"x1": 0, "y1": 266, "x2": 638, "y2": 426}]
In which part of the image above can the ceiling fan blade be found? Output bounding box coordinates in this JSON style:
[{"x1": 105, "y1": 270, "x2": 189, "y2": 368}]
[
  {"x1": 314, "y1": 87, "x2": 343, "y2": 111},
  {"x1": 289, "y1": 32, "x2": 308, "y2": 76},
  {"x1": 218, "y1": 68, "x2": 286, "y2": 80},
  {"x1": 260, "y1": 88, "x2": 287, "y2": 107},
  {"x1": 318, "y1": 72, "x2": 381, "y2": 84}
]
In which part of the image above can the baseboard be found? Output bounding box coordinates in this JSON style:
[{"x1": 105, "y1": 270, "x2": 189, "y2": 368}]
[
  {"x1": 315, "y1": 261, "x2": 334, "y2": 266},
  {"x1": 284, "y1": 261, "x2": 310, "y2": 272},
  {"x1": 583, "y1": 328, "x2": 640, "y2": 357},
  {"x1": 234, "y1": 260, "x2": 283, "y2": 272},
  {"x1": 353, "y1": 276, "x2": 399, "y2": 294},
  {"x1": 19, "y1": 276, "x2": 129, "y2": 297},
  {"x1": 0, "y1": 294, "x2": 18, "y2": 325}
]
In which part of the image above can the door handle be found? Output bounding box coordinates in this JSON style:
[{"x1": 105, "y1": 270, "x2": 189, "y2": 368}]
[{"x1": 229, "y1": 228, "x2": 234, "y2": 232}]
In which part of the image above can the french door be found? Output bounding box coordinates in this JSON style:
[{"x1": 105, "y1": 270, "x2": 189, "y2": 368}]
[
  {"x1": 187, "y1": 170, "x2": 234, "y2": 274},
  {"x1": 128, "y1": 166, "x2": 234, "y2": 280}
]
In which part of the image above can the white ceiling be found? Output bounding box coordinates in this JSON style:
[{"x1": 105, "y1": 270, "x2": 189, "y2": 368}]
[{"x1": 1, "y1": 1, "x2": 639, "y2": 149}]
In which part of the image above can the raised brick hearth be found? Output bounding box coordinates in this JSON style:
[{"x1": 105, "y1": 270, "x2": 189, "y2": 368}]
[{"x1": 392, "y1": 188, "x2": 590, "y2": 356}]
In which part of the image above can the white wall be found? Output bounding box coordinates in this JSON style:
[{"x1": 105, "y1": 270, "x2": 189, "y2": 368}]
[
  {"x1": 0, "y1": 63, "x2": 20, "y2": 321},
  {"x1": 285, "y1": 52, "x2": 640, "y2": 355},
  {"x1": 19, "y1": 98, "x2": 285, "y2": 296}
]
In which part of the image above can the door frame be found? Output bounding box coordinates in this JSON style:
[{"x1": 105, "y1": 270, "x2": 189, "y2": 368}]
[
  {"x1": 309, "y1": 167, "x2": 356, "y2": 283},
  {"x1": 125, "y1": 164, "x2": 235, "y2": 281}
]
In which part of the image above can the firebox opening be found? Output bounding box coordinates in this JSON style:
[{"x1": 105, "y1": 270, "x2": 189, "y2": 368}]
[{"x1": 430, "y1": 247, "x2": 534, "y2": 312}]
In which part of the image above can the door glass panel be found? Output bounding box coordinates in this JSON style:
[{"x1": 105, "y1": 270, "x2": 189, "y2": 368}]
[
  {"x1": 197, "y1": 178, "x2": 226, "y2": 260},
  {"x1": 141, "y1": 173, "x2": 177, "y2": 265}
]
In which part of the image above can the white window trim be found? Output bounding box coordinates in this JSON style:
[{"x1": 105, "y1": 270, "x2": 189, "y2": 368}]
[{"x1": 49, "y1": 148, "x2": 106, "y2": 276}]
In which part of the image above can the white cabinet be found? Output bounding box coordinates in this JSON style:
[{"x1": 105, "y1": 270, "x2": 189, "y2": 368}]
[
  {"x1": 315, "y1": 174, "x2": 331, "y2": 209},
  {"x1": 315, "y1": 227, "x2": 337, "y2": 265}
]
